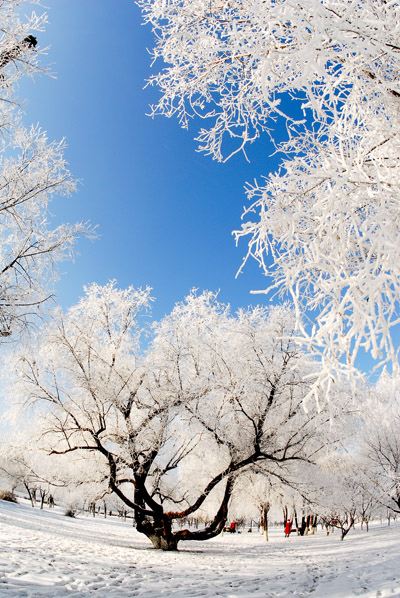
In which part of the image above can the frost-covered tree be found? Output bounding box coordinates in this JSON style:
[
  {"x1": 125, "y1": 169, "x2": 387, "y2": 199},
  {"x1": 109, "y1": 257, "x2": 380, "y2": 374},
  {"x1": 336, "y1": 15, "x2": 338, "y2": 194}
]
[
  {"x1": 0, "y1": 426, "x2": 111, "y2": 510},
  {"x1": 231, "y1": 470, "x2": 287, "y2": 540},
  {"x1": 0, "y1": 431, "x2": 63, "y2": 507},
  {"x1": 316, "y1": 453, "x2": 368, "y2": 540},
  {"x1": 0, "y1": 1, "x2": 89, "y2": 339},
  {"x1": 140, "y1": 0, "x2": 400, "y2": 385},
  {"x1": 8, "y1": 282, "x2": 336, "y2": 550},
  {"x1": 359, "y1": 375, "x2": 400, "y2": 515}
]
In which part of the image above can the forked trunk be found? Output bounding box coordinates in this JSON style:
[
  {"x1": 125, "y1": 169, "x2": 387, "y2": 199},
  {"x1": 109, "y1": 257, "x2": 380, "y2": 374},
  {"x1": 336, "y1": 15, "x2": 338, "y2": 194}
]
[
  {"x1": 133, "y1": 476, "x2": 234, "y2": 550},
  {"x1": 147, "y1": 515, "x2": 178, "y2": 551}
]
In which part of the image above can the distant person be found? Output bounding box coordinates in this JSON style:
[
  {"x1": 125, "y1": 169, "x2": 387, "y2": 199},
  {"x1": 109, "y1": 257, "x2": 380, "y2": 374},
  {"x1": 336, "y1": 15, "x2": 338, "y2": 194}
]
[{"x1": 285, "y1": 519, "x2": 291, "y2": 537}]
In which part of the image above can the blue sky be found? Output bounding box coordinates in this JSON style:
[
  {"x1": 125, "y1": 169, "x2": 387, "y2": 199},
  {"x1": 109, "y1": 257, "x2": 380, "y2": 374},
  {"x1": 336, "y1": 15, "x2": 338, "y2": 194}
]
[
  {"x1": 17, "y1": 0, "x2": 280, "y2": 321},
  {"x1": 15, "y1": 0, "x2": 399, "y2": 380}
]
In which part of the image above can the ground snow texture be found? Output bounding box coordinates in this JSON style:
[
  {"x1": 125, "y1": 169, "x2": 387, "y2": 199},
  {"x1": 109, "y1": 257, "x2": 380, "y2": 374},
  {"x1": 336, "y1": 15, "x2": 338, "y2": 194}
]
[{"x1": 0, "y1": 500, "x2": 399, "y2": 597}]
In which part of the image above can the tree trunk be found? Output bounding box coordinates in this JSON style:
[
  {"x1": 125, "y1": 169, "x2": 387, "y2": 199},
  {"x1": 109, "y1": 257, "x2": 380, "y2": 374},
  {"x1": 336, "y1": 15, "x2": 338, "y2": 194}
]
[
  {"x1": 293, "y1": 508, "x2": 299, "y2": 535},
  {"x1": 262, "y1": 505, "x2": 270, "y2": 541},
  {"x1": 24, "y1": 483, "x2": 36, "y2": 508},
  {"x1": 39, "y1": 489, "x2": 46, "y2": 510},
  {"x1": 283, "y1": 505, "x2": 288, "y2": 530},
  {"x1": 300, "y1": 516, "x2": 306, "y2": 536},
  {"x1": 128, "y1": 466, "x2": 238, "y2": 550},
  {"x1": 148, "y1": 533, "x2": 178, "y2": 551},
  {"x1": 135, "y1": 475, "x2": 235, "y2": 551},
  {"x1": 341, "y1": 526, "x2": 350, "y2": 540}
]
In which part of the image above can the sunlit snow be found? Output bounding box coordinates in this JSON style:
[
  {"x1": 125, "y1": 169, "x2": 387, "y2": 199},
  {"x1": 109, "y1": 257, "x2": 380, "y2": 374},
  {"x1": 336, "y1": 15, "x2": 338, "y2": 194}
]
[{"x1": 1, "y1": 499, "x2": 399, "y2": 597}]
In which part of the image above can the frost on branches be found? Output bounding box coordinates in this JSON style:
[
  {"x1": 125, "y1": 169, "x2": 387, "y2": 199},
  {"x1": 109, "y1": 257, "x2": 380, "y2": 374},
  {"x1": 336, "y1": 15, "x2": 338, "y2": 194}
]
[
  {"x1": 0, "y1": 1, "x2": 89, "y2": 340},
  {"x1": 359, "y1": 373, "x2": 400, "y2": 515},
  {"x1": 10, "y1": 283, "x2": 336, "y2": 550},
  {"x1": 140, "y1": 0, "x2": 400, "y2": 384}
]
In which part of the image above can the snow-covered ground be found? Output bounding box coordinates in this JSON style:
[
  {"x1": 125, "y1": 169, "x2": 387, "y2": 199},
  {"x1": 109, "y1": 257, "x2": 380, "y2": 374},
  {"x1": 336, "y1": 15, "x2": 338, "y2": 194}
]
[{"x1": 0, "y1": 499, "x2": 399, "y2": 598}]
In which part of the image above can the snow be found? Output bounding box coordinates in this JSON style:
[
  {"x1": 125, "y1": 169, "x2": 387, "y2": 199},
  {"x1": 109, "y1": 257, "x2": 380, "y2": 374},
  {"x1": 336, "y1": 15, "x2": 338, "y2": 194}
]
[{"x1": 1, "y1": 499, "x2": 399, "y2": 597}]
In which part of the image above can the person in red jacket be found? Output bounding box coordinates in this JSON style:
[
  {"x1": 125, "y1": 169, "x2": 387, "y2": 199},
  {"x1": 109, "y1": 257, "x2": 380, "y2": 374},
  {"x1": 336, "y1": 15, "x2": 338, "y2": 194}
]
[{"x1": 285, "y1": 519, "x2": 291, "y2": 537}]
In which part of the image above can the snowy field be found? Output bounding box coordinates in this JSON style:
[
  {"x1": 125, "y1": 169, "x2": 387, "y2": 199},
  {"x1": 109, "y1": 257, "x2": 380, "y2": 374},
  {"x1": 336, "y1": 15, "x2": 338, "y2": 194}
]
[{"x1": 0, "y1": 499, "x2": 399, "y2": 598}]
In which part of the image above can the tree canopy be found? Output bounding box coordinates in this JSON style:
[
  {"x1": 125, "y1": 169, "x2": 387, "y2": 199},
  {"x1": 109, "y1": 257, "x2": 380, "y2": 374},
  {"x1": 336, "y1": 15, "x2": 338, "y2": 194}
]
[
  {"x1": 140, "y1": 0, "x2": 400, "y2": 384},
  {"x1": 9, "y1": 283, "x2": 340, "y2": 549}
]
